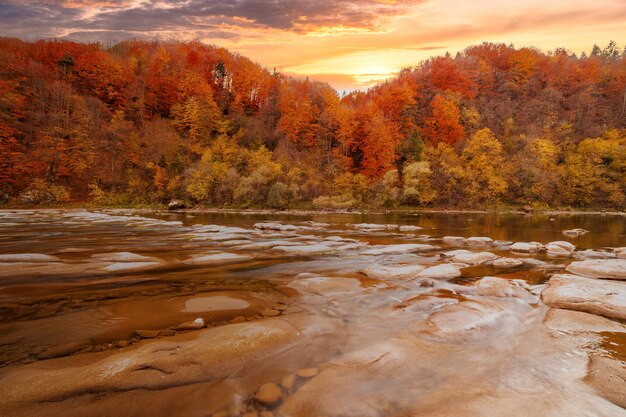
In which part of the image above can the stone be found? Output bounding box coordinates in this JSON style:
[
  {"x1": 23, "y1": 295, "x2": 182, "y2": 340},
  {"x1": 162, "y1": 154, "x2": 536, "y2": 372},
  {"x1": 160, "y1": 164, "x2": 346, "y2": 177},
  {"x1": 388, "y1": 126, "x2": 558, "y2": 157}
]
[
  {"x1": 466, "y1": 237, "x2": 493, "y2": 246},
  {"x1": 615, "y1": 248, "x2": 626, "y2": 259},
  {"x1": 399, "y1": 225, "x2": 422, "y2": 232},
  {"x1": 103, "y1": 261, "x2": 162, "y2": 272},
  {"x1": 565, "y1": 259, "x2": 626, "y2": 280},
  {"x1": 273, "y1": 244, "x2": 336, "y2": 255},
  {"x1": 183, "y1": 253, "x2": 253, "y2": 265},
  {"x1": 175, "y1": 317, "x2": 206, "y2": 331},
  {"x1": 473, "y1": 277, "x2": 533, "y2": 300},
  {"x1": 442, "y1": 236, "x2": 466, "y2": 245},
  {"x1": 545, "y1": 241, "x2": 576, "y2": 256},
  {"x1": 543, "y1": 309, "x2": 626, "y2": 333},
  {"x1": 586, "y1": 355, "x2": 626, "y2": 408},
  {"x1": 492, "y1": 257, "x2": 524, "y2": 268},
  {"x1": 577, "y1": 250, "x2": 616, "y2": 259},
  {"x1": 416, "y1": 263, "x2": 467, "y2": 279},
  {"x1": 36, "y1": 342, "x2": 84, "y2": 359},
  {"x1": 167, "y1": 200, "x2": 186, "y2": 210},
  {"x1": 92, "y1": 252, "x2": 154, "y2": 262},
  {"x1": 362, "y1": 264, "x2": 424, "y2": 279},
  {"x1": 288, "y1": 276, "x2": 362, "y2": 296},
  {"x1": 541, "y1": 274, "x2": 626, "y2": 320},
  {"x1": 242, "y1": 413, "x2": 259, "y2": 417},
  {"x1": 562, "y1": 228, "x2": 589, "y2": 237},
  {"x1": 260, "y1": 412, "x2": 274, "y2": 417},
  {"x1": 255, "y1": 383, "x2": 283, "y2": 405},
  {"x1": 510, "y1": 242, "x2": 543, "y2": 253},
  {"x1": 360, "y1": 244, "x2": 434, "y2": 255},
  {"x1": 281, "y1": 374, "x2": 296, "y2": 390},
  {"x1": 261, "y1": 309, "x2": 280, "y2": 317},
  {"x1": 296, "y1": 367, "x2": 319, "y2": 378},
  {"x1": 451, "y1": 251, "x2": 498, "y2": 265},
  {"x1": 0, "y1": 253, "x2": 59, "y2": 262},
  {"x1": 231, "y1": 316, "x2": 246, "y2": 323},
  {"x1": 136, "y1": 329, "x2": 160, "y2": 338}
]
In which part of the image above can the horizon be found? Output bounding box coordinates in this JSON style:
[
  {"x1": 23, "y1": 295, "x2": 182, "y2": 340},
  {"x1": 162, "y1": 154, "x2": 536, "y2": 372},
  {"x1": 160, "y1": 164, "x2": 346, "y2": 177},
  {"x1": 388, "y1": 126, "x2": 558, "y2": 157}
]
[{"x1": 1, "y1": 0, "x2": 625, "y2": 91}]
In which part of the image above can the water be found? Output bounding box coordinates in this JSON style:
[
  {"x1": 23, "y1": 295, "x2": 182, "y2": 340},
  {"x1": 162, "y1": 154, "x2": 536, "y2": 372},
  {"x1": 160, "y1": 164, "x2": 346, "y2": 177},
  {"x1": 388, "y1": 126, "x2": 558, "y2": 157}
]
[{"x1": 0, "y1": 209, "x2": 624, "y2": 417}]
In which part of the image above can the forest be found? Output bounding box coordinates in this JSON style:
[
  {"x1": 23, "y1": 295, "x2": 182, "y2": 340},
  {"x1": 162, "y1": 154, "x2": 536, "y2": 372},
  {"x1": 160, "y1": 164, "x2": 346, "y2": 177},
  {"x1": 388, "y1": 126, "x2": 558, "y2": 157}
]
[{"x1": 0, "y1": 38, "x2": 625, "y2": 209}]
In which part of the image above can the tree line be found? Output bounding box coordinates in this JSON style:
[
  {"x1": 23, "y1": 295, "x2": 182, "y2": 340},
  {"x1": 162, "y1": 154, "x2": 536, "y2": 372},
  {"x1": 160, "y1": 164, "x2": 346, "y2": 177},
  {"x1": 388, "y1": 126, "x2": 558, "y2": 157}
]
[{"x1": 0, "y1": 38, "x2": 624, "y2": 209}]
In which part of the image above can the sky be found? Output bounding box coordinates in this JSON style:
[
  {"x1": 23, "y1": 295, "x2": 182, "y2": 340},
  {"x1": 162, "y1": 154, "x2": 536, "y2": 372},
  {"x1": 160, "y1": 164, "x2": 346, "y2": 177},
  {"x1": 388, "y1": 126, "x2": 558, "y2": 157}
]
[{"x1": 1, "y1": 0, "x2": 625, "y2": 91}]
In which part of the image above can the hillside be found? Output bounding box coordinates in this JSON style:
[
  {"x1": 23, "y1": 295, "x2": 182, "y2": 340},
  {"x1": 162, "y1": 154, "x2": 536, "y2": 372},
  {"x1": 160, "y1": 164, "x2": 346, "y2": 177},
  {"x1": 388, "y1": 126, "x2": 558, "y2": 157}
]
[{"x1": 0, "y1": 38, "x2": 624, "y2": 209}]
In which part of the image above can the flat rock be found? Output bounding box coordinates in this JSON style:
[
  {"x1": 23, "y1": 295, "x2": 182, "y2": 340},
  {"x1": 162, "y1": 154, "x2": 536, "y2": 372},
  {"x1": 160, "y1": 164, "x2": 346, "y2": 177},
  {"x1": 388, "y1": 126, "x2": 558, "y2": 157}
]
[
  {"x1": 255, "y1": 383, "x2": 283, "y2": 405},
  {"x1": 103, "y1": 261, "x2": 162, "y2": 272},
  {"x1": 587, "y1": 355, "x2": 626, "y2": 408},
  {"x1": 175, "y1": 318, "x2": 206, "y2": 331},
  {"x1": 288, "y1": 276, "x2": 362, "y2": 296},
  {"x1": 566, "y1": 259, "x2": 626, "y2": 280},
  {"x1": 451, "y1": 251, "x2": 498, "y2": 265},
  {"x1": 543, "y1": 309, "x2": 626, "y2": 333},
  {"x1": 546, "y1": 241, "x2": 576, "y2": 256},
  {"x1": 473, "y1": 276, "x2": 533, "y2": 300},
  {"x1": 273, "y1": 244, "x2": 336, "y2": 255},
  {"x1": 563, "y1": 228, "x2": 589, "y2": 237},
  {"x1": 541, "y1": 274, "x2": 626, "y2": 320},
  {"x1": 442, "y1": 236, "x2": 466, "y2": 245},
  {"x1": 511, "y1": 242, "x2": 543, "y2": 253},
  {"x1": 492, "y1": 257, "x2": 524, "y2": 268},
  {"x1": 466, "y1": 237, "x2": 493, "y2": 246},
  {"x1": 0, "y1": 253, "x2": 59, "y2": 262},
  {"x1": 360, "y1": 244, "x2": 434, "y2": 255},
  {"x1": 615, "y1": 248, "x2": 626, "y2": 259},
  {"x1": 183, "y1": 253, "x2": 253, "y2": 265},
  {"x1": 362, "y1": 264, "x2": 424, "y2": 279},
  {"x1": 92, "y1": 252, "x2": 154, "y2": 262},
  {"x1": 399, "y1": 225, "x2": 422, "y2": 232},
  {"x1": 416, "y1": 263, "x2": 467, "y2": 279}
]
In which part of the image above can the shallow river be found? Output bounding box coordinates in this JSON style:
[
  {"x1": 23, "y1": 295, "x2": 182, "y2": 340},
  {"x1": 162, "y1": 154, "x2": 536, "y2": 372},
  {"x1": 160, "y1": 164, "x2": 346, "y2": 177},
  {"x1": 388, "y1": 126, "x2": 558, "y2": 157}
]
[{"x1": 0, "y1": 209, "x2": 624, "y2": 417}]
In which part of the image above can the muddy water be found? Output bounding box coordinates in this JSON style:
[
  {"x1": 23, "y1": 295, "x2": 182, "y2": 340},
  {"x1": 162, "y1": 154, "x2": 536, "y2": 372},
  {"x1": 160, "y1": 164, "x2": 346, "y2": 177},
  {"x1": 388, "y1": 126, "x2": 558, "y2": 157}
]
[{"x1": 0, "y1": 209, "x2": 624, "y2": 417}]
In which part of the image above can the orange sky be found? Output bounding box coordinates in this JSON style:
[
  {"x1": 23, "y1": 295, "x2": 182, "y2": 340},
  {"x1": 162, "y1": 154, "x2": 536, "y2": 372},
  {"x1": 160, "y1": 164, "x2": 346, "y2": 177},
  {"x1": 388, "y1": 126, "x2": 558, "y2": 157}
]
[{"x1": 3, "y1": 0, "x2": 626, "y2": 91}]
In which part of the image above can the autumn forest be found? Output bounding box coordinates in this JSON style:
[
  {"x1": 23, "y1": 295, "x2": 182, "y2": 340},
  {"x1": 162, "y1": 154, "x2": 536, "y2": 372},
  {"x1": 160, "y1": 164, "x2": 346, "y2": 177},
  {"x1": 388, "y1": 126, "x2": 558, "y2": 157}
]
[{"x1": 0, "y1": 38, "x2": 625, "y2": 209}]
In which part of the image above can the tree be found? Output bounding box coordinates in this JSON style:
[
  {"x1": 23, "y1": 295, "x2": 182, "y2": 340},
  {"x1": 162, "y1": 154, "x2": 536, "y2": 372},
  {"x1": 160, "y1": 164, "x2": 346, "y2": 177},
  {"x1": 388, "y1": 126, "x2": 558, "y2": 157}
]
[{"x1": 422, "y1": 94, "x2": 465, "y2": 145}]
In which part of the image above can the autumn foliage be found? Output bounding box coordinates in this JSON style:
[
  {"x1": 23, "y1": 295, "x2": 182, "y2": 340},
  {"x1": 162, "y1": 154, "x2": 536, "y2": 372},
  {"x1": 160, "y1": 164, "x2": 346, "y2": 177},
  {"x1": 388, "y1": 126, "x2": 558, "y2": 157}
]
[{"x1": 0, "y1": 38, "x2": 624, "y2": 208}]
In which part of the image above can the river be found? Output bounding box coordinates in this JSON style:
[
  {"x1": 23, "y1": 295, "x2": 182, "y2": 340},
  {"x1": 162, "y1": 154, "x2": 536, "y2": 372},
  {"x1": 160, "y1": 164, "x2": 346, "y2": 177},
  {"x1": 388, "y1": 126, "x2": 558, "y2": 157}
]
[{"x1": 0, "y1": 209, "x2": 624, "y2": 417}]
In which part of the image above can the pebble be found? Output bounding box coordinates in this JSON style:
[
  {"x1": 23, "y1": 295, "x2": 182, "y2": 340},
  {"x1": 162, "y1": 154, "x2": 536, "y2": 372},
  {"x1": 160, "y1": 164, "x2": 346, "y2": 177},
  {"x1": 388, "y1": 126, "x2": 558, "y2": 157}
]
[
  {"x1": 136, "y1": 329, "x2": 160, "y2": 338},
  {"x1": 255, "y1": 383, "x2": 283, "y2": 405},
  {"x1": 281, "y1": 374, "x2": 296, "y2": 390},
  {"x1": 296, "y1": 367, "x2": 319, "y2": 378}
]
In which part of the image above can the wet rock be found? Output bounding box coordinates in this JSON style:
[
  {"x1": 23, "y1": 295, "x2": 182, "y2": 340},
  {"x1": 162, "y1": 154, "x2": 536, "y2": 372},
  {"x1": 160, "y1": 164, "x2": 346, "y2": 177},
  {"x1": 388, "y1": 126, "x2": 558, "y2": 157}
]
[
  {"x1": 183, "y1": 252, "x2": 253, "y2": 265},
  {"x1": 545, "y1": 241, "x2": 576, "y2": 256},
  {"x1": 428, "y1": 301, "x2": 506, "y2": 332},
  {"x1": 351, "y1": 223, "x2": 397, "y2": 231},
  {"x1": 36, "y1": 342, "x2": 84, "y2": 359},
  {"x1": 103, "y1": 261, "x2": 162, "y2": 272},
  {"x1": 543, "y1": 309, "x2": 626, "y2": 334},
  {"x1": 231, "y1": 316, "x2": 246, "y2": 324},
  {"x1": 92, "y1": 252, "x2": 154, "y2": 262},
  {"x1": 261, "y1": 309, "x2": 280, "y2": 317},
  {"x1": 296, "y1": 367, "x2": 319, "y2": 378},
  {"x1": 466, "y1": 237, "x2": 493, "y2": 246},
  {"x1": 360, "y1": 244, "x2": 434, "y2": 256},
  {"x1": 288, "y1": 276, "x2": 362, "y2": 296},
  {"x1": 615, "y1": 248, "x2": 626, "y2": 259},
  {"x1": 473, "y1": 277, "x2": 534, "y2": 300},
  {"x1": 399, "y1": 225, "x2": 422, "y2": 232},
  {"x1": 541, "y1": 274, "x2": 626, "y2": 320},
  {"x1": 566, "y1": 259, "x2": 626, "y2": 280},
  {"x1": 273, "y1": 244, "x2": 336, "y2": 255},
  {"x1": 255, "y1": 383, "x2": 283, "y2": 405},
  {"x1": 587, "y1": 355, "x2": 626, "y2": 408},
  {"x1": 417, "y1": 263, "x2": 467, "y2": 279},
  {"x1": 451, "y1": 251, "x2": 498, "y2": 265},
  {"x1": 0, "y1": 253, "x2": 59, "y2": 262},
  {"x1": 563, "y1": 228, "x2": 589, "y2": 237},
  {"x1": 242, "y1": 413, "x2": 259, "y2": 417},
  {"x1": 136, "y1": 329, "x2": 160, "y2": 338},
  {"x1": 254, "y1": 222, "x2": 297, "y2": 231},
  {"x1": 167, "y1": 200, "x2": 186, "y2": 210},
  {"x1": 175, "y1": 318, "x2": 206, "y2": 331},
  {"x1": 577, "y1": 249, "x2": 616, "y2": 259},
  {"x1": 117, "y1": 340, "x2": 129, "y2": 348},
  {"x1": 183, "y1": 295, "x2": 250, "y2": 313},
  {"x1": 442, "y1": 236, "x2": 466, "y2": 245},
  {"x1": 362, "y1": 264, "x2": 424, "y2": 279},
  {"x1": 492, "y1": 257, "x2": 524, "y2": 268},
  {"x1": 260, "y1": 412, "x2": 274, "y2": 417},
  {"x1": 281, "y1": 374, "x2": 296, "y2": 390},
  {"x1": 511, "y1": 241, "x2": 543, "y2": 253}
]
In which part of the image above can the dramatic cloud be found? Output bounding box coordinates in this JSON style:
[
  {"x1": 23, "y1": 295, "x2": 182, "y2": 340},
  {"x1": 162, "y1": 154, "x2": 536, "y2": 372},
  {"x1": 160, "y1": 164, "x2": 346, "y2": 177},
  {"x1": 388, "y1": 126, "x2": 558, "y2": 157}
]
[{"x1": 1, "y1": 0, "x2": 625, "y2": 90}]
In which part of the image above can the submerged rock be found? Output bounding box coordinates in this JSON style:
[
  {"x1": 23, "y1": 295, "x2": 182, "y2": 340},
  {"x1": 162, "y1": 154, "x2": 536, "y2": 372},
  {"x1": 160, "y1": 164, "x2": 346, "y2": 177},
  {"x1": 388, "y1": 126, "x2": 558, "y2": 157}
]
[
  {"x1": 511, "y1": 242, "x2": 543, "y2": 253},
  {"x1": 451, "y1": 251, "x2": 498, "y2": 265},
  {"x1": 466, "y1": 237, "x2": 493, "y2": 246},
  {"x1": 399, "y1": 225, "x2": 422, "y2": 232},
  {"x1": 360, "y1": 244, "x2": 434, "y2": 255},
  {"x1": 417, "y1": 263, "x2": 467, "y2": 279},
  {"x1": 492, "y1": 257, "x2": 524, "y2": 268},
  {"x1": 566, "y1": 259, "x2": 626, "y2": 280},
  {"x1": 563, "y1": 228, "x2": 589, "y2": 237},
  {"x1": 442, "y1": 236, "x2": 466, "y2": 245},
  {"x1": 288, "y1": 276, "x2": 362, "y2": 296},
  {"x1": 541, "y1": 274, "x2": 626, "y2": 320}
]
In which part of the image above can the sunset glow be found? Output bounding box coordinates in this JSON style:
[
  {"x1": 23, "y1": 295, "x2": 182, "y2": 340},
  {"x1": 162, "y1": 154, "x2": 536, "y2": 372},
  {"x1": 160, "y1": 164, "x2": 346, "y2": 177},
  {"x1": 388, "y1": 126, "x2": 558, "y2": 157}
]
[{"x1": 1, "y1": 0, "x2": 625, "y2": 90}]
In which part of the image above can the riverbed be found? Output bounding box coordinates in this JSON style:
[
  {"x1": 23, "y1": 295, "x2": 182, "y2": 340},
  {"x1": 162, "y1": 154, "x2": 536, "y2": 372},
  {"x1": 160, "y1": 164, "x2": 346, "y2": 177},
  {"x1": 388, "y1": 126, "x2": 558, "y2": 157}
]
[{"x1": 0, "y1": 209, "x2": 624, "y2": 417}]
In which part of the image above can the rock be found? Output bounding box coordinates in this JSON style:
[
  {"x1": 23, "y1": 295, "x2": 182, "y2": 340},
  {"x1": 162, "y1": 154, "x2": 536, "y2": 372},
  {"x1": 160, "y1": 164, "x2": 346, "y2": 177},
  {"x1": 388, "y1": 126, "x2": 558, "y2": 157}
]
[
  {"x1": 254, "y1": 222, "x2": 297, "y2": 231},
  {"x1": 281, "y1": 374, "x2": 296, "y2": 390},
  {"x1": 36, "y1": 342, "x2": 84, "y2": 359},
  {"x1": 562, "y1": 228, "x2": 589, "y2": 237},
  {"x1": 183, "y1": 253, "x2": 253, "y2": 265},
  {"x1": 296, "y1": 367, "x2": 319, "y2": 378},
  {"x1": 545, "y1": 241, "x2": 576, "y2": 256},
  {"x1": 117, "y1": 340, "x2": 129, "y2": 348},
  {"x1": 0, "y1": 253, "x2": 59, "y2": 262},
  {"x1": 566, "y1": 259, "x2": 626, "y2": 280},
  {"x1": 242, "y1": 413, "x2": 259, "y2": 417},
  {"x1": 260, "y1": 412, "x2": 274, "y2": 417},
  {"x1": 428, "y1": 301, "x2": 505, "y2": 332},
  {"x1": 451, "y1": 251, "x2": 498, "y2": 265},
  {"x1": 92, "y1": 252, "x2": 154, "y2": 262},
  {"x1": 136, "y1": 329, "x2": 160, "y2": 338},
  {"x1": 543, "y1": 309, "x2": 626, "y2": 333},
  {"x1": 362, "y1": 264, "x2": 424, "y2": 279},
  {"x1": 288, "y1": 276, "x2": 362, "y2": 296},
  {"x1": 466, "y1": 237, "x2": 493, "y2": 246},
  {"x1": 510, "y1": 242, "x2": 543, "y2": 253},
  {"x1": 351, "y1": 223, "x2": 397, "y2": 231},
  {"x1": 577, "y1": 249, "x2": 616, "y2": 259},
  {"x1": 492, "y1": 257, "x2": 524, "y2": 268},
  {"x1": 103, "y1": 261, "x2": 162, "y2": 272},
  {"x1": 360, "y1": 244, "x2": 434, "y2": 255},
  {"x1": 442, "y1": 236, "x2": 466, "y2": 245},
  {"x1": 167, "y1": 200, "x2": 186, "y2": 210},
  {"x1": 541, "y1": 274, "x2": 626, "y2": 320},
  {"x1": 175, "y1": 317, "x2": 206, "y2": 331},
  {"x1": 231, "y1": 316, "x2": 246, "y2": 323},
  {"x1": 587, "y1": 355, "x2": 626, "y2": 408},
  {"x1": 255, "y1": 382, "x2": 283, "y2": 405},
  {"x1": 473, "y1": 277, "x2": 533, "y2": 300},
  {"x1": 615, "y1": 248, "x2": 626, "y2": 259},
  {"x1": 416, "y1": 263, "x2": 467, "y2": 279},
  {"x1": 273, "y1": 244, "x2": 336, "y2": 255},
  {"x1": 261, "y1": 309, "x2": 280, "y2": 317},
  {"x1": 399, "y1": 225, "x2": 422, "y2": 232}
]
